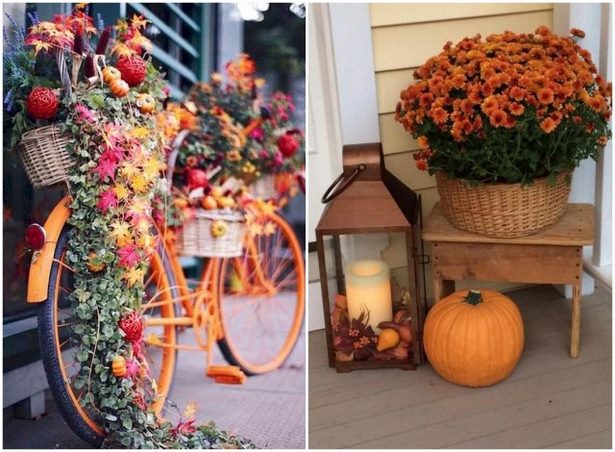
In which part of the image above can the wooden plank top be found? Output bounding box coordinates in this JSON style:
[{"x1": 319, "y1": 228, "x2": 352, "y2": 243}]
[{"x1": 422, "y1": 202, "x2": 594, "y2": 246}]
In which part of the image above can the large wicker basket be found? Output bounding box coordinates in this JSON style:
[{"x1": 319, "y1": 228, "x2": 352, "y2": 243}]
[
  {"x1": 435, "y1": 171, "x2": 572, "y2": 238},
  {"x1": 176, "y1": 209, "x2": 246, "y2": 257},
  {"x1": 250, "y1": 174, "x2": 277, "y2": 200},
  {"x1": 18, "y1": 124, "x2": 74, "y2": 190}
]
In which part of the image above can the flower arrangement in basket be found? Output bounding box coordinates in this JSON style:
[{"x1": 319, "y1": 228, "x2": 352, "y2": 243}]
[
  {"x1": 4, "y1": 7, "x2": 252, "y2": 448},
  {"x1": 395, "y1": 26, "x2": 612, "y2": 237}
]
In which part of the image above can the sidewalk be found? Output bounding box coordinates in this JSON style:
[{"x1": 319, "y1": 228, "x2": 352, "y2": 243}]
[{"x1": 3, "y1": 327, "x2": 305, "y2": 449}]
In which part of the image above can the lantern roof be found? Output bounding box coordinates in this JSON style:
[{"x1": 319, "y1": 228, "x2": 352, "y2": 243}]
[{"x1": 316, "y1": 143, "x2": 419, "y2": 235}]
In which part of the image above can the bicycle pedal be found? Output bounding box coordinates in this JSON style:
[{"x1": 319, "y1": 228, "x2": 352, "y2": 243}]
[{"x1": 207, "y1": 365, "x2": 247, "y2": 384}]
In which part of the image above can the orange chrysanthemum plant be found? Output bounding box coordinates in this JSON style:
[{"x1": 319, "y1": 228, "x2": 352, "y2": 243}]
[{"x1": 395, "y1": 26, "x2": 612, "y2": 184}]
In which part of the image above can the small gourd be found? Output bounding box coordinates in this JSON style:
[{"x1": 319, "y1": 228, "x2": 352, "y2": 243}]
[
  {"x1": 102, "y1": 66, "x2": 121, "y2": 84},
  {"x1": 211, "y1": 220, "x2": 228, "y2": 238},
  {"x1": 423, "y1": 289, "x2": 524, "y2": 387},
  {"x1": 112, "y1": 355, "x2": 127, "y2": 377},
  {"x1": 136, "y1": 93, "x2": 156, "y2": 114},
  {"x1": 376, "y1": 328, "x2": 400, "y2": 351},
  {"x1": 109, "y1": 78, "x2": 129, "y2": 98}
]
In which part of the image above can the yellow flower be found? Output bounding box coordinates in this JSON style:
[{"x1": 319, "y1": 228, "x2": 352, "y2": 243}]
[{"x1": 130, "y1": 127, "x2": 150, "y2": 139}]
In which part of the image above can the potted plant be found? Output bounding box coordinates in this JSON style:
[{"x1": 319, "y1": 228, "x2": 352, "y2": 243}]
[{"x1": 395, "y1": 26, "x2": 611, "y2": 237}]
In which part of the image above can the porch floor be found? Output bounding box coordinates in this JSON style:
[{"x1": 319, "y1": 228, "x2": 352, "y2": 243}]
[{"x1": 309, "y1": 284, "x2": 612, "y2": 449}]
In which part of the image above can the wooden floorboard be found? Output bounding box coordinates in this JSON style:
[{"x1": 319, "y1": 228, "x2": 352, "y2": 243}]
[{"x1": 309, "y1": 285, "x2": 612, "y2": 449}]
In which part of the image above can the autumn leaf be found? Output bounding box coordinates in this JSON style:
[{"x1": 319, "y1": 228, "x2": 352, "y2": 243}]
[
  {"x1": 111, "y1": 42, "x2": 134, "y2": 58},
  {"x1": 113, "y1": 183, "x2": 130, "y2": 201},
  {"x1": 93, "y1": 158, "x2": 118, "y2": 182},
  {"x1": 109, "y1": 220, "x2": 132, "y2": 247},
  {"x1": 183, "y1": 402, "x2": 198, "y2": 419},
  {"x1": 130, "y1": 174, "x2": 150, "y2": 193},
  {"x1": 97, "y1": 189, "x2": 119, "y2": 213},
  {"x1": 130, "y1": 14, "x2": 149, "y2": 29},
  {"x1": 124, "y1": 266, "x2": 145, "y2": 287},
  {"x1": 117, "y1": 244, "x2": 140, "y2": 268}
]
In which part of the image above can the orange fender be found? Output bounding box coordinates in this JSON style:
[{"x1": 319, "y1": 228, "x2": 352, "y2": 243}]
[{"x1": 27, "y1": 196, "x2": 72, "y2": 303}]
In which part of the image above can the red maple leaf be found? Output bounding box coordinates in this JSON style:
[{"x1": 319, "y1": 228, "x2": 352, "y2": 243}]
[
  {"x1": 97, "y1": 189, "x2": 119, "y2": 213},
  {"x1": 93, "y1": 158, "x2": 117, "y2": 182},
  {"x1": 118, "y1": 244, "x2": 140, "y2": 268},
  {"x1": 100, "y1": 145, "x2": 124, "y2": 164}
]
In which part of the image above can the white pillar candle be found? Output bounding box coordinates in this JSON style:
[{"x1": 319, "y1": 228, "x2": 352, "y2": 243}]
[{"x1": 345, "y1": 260, "x2": 393, "y2": 333}]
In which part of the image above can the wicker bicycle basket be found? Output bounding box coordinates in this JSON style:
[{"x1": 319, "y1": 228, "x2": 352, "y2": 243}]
[
  {"x1": 18, "y1": 124, "x2": 74, "y2": 190},
  {"x1": 176, "y1": 209, "x2": 246, "y2": 257},
  {"x1": 250, "y1": 174, "x2": 277, "y2": 200},
  {"x1": 435, "y1": 171, "x2": 572, "y2": 238}
]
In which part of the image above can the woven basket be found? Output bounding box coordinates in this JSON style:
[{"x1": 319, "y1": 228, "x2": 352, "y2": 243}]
[
  {"x1": 250, "y1": 174, "x2": 276, "y2": 200},
  {"x1": 176, "y1": 209, "x2": 245, "y2": 257},
  {"x1": 18, "y1": 124, "x2": 74, "y2": 190},
  {"x1": 435, "y1": 171, "x2": 572, "y2": 238}
]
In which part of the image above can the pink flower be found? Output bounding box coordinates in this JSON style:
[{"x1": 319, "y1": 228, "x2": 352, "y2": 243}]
[
  {"x1": 75, "y1": 104, "x2": 96, "y2": 123},
  {"x1": 97, "y1": 189, "x2": 118, "y2": 213},
  {"x1": 249, "y1": 127, "x2": 264, "y2": 141},
  {"x1": 125, "y1": 358, "x2": 140, "y2": 378}
]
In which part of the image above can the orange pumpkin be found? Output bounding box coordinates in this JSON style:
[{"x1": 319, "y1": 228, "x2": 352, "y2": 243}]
[
  {"x1": 112, "y1": 356, "x2": 126, "y2": 377},
  {"x1": 102, "y1": 66, "x2": 121, "y2": 84},
  {"x1": 110, "y1": 78, "x2": 129, "y2": 97},
  {"x1": 136, "y1": 93, "x2": 156, "y2": 114},
  {"x1": 423, "y1": 289, "x2": 524, "y2": 387}
]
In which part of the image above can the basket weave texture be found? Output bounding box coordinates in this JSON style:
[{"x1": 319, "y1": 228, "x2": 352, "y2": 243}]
[
  {"x1": 18, "y1": 124, "x2": 74, "y2": 190},
  {"x1": 176, "y1": 209, "x2": 245, "y2": 257},
  {"x1": 435, "y1": 171, "x2": 572, "y2": 238},
  {"x1": 250, "y1": 174, "x2": 276, "y2": 200}
]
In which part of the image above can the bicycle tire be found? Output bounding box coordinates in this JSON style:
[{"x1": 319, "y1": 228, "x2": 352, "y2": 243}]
[
  {"x1": 38, "y1": 225, "x2": 180, "y2": 445},
  {"x1": 216, "y1": 212, "x2": 305, "y2": 375}
]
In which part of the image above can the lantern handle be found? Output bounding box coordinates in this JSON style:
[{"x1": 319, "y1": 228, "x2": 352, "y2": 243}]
[{"x1": 321, "y1": 164, "x2": 366, "y2": 204}]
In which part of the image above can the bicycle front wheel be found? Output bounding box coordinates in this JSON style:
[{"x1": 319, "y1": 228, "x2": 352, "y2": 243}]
[
  {"x1": 38, "y1": 226, "x2": 180, "y2": 445},
  {"x1": 216, "y1": 212, "x2": 305, "y2": 375}
]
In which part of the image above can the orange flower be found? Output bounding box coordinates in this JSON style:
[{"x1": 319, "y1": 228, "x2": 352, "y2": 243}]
[
  {"x1": 540, "y1": 117, "x2": 557, "y2": 133},
  {"x1": 416, "y1": 160, "x2": 428, "y2": 171},
  {"x1": 509, "y1": 103, "x2": 525, "y2": 116},
  {"x1": 570, "y1": 28, "x2": 586, "y2": 38},
  {"x1": 510, "y1": 86, "x2": 525, "y2": 101},
  {"x1": 430, "y1": 107, "x2": 448, "y2": 125},
  {"x1": 417, "y1": 136, "x2": 429, "y2": 149},
  {"x1": 481, "y1": 96, "x2": 499, "y2": 114},
  {"x1": 537, "y1": 88, "x2": 555, "y2": 105},
  {"x1": 489, "y1": 109, "x2": 508, "y2": 127},
  {"x1": 597, "y1": 136, "x2": 608, "y2": 146},
  {"x1": 587, "y1": 96, "x2": 604, "y2": 112}
]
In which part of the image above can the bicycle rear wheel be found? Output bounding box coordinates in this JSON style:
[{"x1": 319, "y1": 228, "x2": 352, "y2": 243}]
[
  {"x1": 38, "y1": 226, "x2": 180, "y2": 445},
  {"x1": 216, "y1": 212, "x2": 305, "y2": 375}
]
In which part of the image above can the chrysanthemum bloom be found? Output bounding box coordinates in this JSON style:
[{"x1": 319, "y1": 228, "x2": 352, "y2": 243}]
[
  {"x1": 489, "y1": 109, "x2": 508, "y2": 127},
  {"x1": 537, "y1": 88, "x2": 555, "y2": 105},
  {"x1": 416, "y1": 159, "x2": 428, "y2": 171},
  {"x1": 481, "y1": 96, "x2": 499, "y2": 114},
  {"x1": 431, "y1": 107, "x2": 448, "y2": 125},
  {"x1": 540, "y1": 117, "x2": 557, "y2": 133},
  {"x1": 509, "y1": 102, "x2": 525, "y2": 116}
]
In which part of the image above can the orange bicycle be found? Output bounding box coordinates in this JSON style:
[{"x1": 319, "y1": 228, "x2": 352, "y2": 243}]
[{"x1": 24, "y1": 162, "x2": 305, "y2": 444}]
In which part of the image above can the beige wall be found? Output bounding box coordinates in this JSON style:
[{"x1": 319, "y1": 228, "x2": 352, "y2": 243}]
[{"x1": 369, "y1": 3, "x2": 554, "y2": 298}]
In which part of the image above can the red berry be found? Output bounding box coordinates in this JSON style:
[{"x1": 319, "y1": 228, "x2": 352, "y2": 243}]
[
  {"x1": 26, "y1": 87, "x2": 59, "y2": 120},
  {"x1": 277, "y1": 133, "x2": 299, "y2": 158},
  {"x1": 186, "y1": 168, "x2": 208, "y2": 190},
  {"x1": 116, "y1": 56, "x2": 147, "y2": 87}
]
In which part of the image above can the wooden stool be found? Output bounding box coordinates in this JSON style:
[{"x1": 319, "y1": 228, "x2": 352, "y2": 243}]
[{"x1": 422, "y1": 203, "x2": 594, "y2": 358}]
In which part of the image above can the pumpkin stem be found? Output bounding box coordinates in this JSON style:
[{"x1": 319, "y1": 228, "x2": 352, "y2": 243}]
[{"x1": 464, "y1": 290, "x2": 483, "y2": 306}]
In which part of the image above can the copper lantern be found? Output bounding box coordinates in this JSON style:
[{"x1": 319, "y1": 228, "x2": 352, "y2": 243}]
[{"x1": 315, "y1": 142, "x2": 425, "y2": 372}]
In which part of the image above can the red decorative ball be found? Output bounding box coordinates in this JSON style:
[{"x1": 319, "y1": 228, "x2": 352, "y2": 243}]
[
  {"x1": 119, "y1": 311, "x2": 145, "y2": 342},
  {"x1": 116, "y1": 56, "x2": 147, "y2": 87},
  {"x1": 186, "y1": 168, "x2": 208, "y2": 190},
  {"x1": 277, "y1": 132, "x2": 299, "y2": 158},
  {"x1": 26, "y1": 87, "x2": 59, "y2": 120}
]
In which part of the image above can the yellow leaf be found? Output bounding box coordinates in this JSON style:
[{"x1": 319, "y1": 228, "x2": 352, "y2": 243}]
[
  {"x1": 131, "y1": 14, "x2": 149, "y2": 29},
  {"x1": 109, "y1": 220, "x2": 132, "y2": 247},
  {"x1": 249, "y1": 222, "x2": 264, "y2": 236},
  {"x1": 124, "y1": 267, "x2": 145, "y2": 287},
  {"x1": 113, "y1": 183, "x2": 130, "y2": 201},
  {"x1": 111, "y1": 42, "x2": 134, "y2": 58},
  {"x1": 130, "y1": 174, "x2": 150, "y2": 193},
  {"x1": 263, "y1": 222, "x2": 276, "y2": 236},
  {"x1": 146, "y1": 333, "x2": 163, "y2": 346},
  {"x1": 183, "y1": 402, "x2": 198, "y2": 419}
]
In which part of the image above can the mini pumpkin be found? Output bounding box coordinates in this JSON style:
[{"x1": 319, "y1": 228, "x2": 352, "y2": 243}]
[
  {"x1": 102, "y1": 65, "x2": 121, "y2": 84},
  {"x1": 423, "y1": 289, "x2": 524, "y2": 387},
  {"x1": 376, "y1": 328, "x2": 400, "y2": 352},
  {"x1": 110, "y1": 78, "x2": 129, "y2": 97},
  {"x1": 136, "y1": 93, "x2": 156, "y2": 114},
  {"x1": 112, "y1": 355, "x2": 127, "y2": 377},
  {"x1": 86, "y1": 251, "x2": 105, "y2": 273},
  {"x1": 211, "y1": 220, "x2": 228, "y2": 238}
]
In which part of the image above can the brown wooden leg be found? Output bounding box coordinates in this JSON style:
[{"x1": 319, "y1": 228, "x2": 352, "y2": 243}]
[{"x1": 570, "y1": 284, "x2": 581, "y2": 358}]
